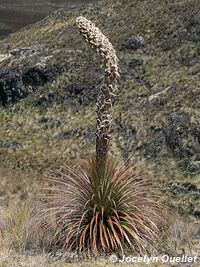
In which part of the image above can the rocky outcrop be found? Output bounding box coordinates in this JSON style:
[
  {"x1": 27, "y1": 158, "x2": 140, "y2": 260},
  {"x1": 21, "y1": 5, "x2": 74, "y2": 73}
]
[{"x1": 0, "y1": 45, "x2": 61, "y2": 106}]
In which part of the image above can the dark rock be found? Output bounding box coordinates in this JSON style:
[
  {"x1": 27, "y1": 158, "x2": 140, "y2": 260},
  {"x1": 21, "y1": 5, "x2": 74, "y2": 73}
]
[
  {"x1": 35, "y1": 91, "x2": 57, "y2": 107},
  {"x1": 193, "y1": 226, "x2": 200, "y2": 240},
  {"x1": 148, "y1": 93, "x2": 167, "y2": 106},
  {"x1": 187, "y1": 160, "x2": 200, "y2": 174},
  {"x1": 165, "y1": 115, "x2": 189, "y2": 158},
  {"x1": 122, "y1": 36, "x2": 144, "y2": 50},
  {"x1": 169, "y1": 182, "x2": 200, "y2": 195},
  {"x1": 168, "y1": 182, "x2": 200, "y2": 217},
  {"x1": 0, "y1": 140, "x2": 22, "y2": 149},
  {"x1": 0, "y1": 66, "x2": 52, "y2": 106},
  {"x1": 186, "y1": 14, "x2": 200, "y2": 42},
  {"x1": 61, "y1": 83, "x2": 97, "y2": 106},
  {"x1": 84, "y1": 130, "x2": 95, "y2": 144},
  {"x1": 22, "y1": 67, "x2": 48, "y2": 90},
  {"x1": 10, "y1": 48, "x2": 33, "y2": 56},
  {"x1": 56, "y1": 127, "x2": 84, "y2": 140},
  {"x1": 193, "y1": 210, "x2": 200, "y2": 218},
  {"x1": 128, "y1": 58, "x2": 144, "y2": 69},
  {"x1": 135, "y1": 76, "x2": 153, "y2": 91},
  {"x1": 144, "y1": 129, "x2": 167, "y2": 159},
  {"x1": 38, "y1": 117, "x2": 49, "y2": 123},
  {"x1": 0, "y1": 43, "x2": 61, "y2": 106},
  {"x1": 192, "y1": 125, "x2": 200, "y2": 143},
  {"x1": 0, "y1": 71, "x2": 25, "y2": 105},
  {"x1": 10, "y1": 44, "x2": 47, "y2": 56}
]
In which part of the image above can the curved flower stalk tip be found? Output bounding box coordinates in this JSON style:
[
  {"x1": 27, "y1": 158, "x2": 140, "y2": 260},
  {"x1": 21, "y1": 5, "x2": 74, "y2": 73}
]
[{"x1": 76, "y1": 16, "x2": 119, "y2": 164}]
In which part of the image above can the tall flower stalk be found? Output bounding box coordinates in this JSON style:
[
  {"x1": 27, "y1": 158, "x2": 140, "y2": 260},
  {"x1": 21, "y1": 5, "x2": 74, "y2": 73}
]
[
  {"x1": 76, "y1": 17, "x2": 119, "y2": 164},
  {"x1": 39, "y1": 17, "x2": 169, "y2": 254}
]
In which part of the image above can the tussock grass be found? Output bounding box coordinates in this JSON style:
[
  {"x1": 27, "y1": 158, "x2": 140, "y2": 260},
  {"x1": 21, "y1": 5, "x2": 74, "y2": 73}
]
[
  {"x1": 0, "y1": 201, "x2": 44, "y2": 252},
  {"x1": 161, "y1": 214, "x2": 199, "y2": 255}
]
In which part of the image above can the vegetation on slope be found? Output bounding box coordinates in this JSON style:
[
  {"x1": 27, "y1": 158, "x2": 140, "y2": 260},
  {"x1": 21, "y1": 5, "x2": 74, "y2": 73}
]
[
  {"x1": 0, "y1": 1, "x2": 199, "y2": 262},
  {"x1": 0, "y1": 0, "x2": 199, "y2": 214}
]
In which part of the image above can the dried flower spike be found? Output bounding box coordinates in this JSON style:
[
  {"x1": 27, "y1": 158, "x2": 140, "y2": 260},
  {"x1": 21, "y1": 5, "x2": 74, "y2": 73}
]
[{"x1": 76, "y1": 16, "x2": 119, "y2": 164}]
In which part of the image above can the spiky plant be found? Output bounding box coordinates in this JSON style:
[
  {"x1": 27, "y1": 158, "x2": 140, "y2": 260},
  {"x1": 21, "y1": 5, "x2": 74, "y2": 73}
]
[
  {"x1": 40, "y1": 17, "x2": 168, "y2": 253},
  {"x1": 42, "y1": 157, "x2": 166, "y2": 253}
]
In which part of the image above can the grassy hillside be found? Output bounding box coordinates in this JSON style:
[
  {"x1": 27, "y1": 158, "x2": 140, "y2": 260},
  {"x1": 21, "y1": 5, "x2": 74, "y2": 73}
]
[
  {"x1": 0, "y1": 0, "x2": 199, "y2": 214},
  {"x1": 0, "y1": 1, "x2": 200, "y2": 265}
]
